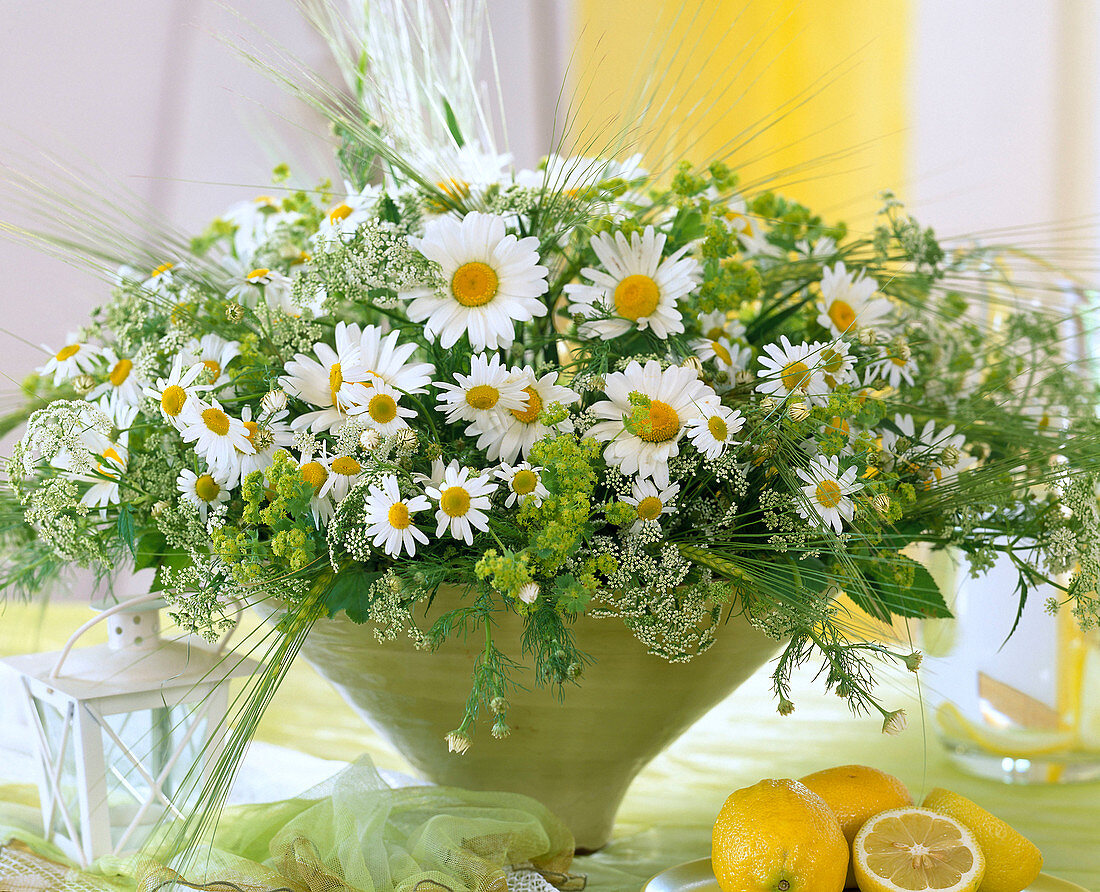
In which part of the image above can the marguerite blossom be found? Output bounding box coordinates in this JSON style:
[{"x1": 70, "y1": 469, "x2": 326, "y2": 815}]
[
  {"x1": 315, "y1": 181, "x2": 382, "y2": 242},
  {"x1": 817, "y1": 339, "x2": 857, "y2": 389},
  {"x1": 180, "y1": 334, "x2": 241, "y2": 392},
  {"x1": 757, "y1": 336, "x2": 829, "y2": 405},
  {"x1": 587, "y1": 359, "x2": 719, "y2": 488},
  {"x1": 404, "y1": 212, "x2": 548, "y2": 350},
  {"x1": 225, "y1": 260, "x2": 293, "y2": 307},
  {"x1": 795, "y1": 455, "x2": 862, "y2": 534},
  {"x1": 318, "y1": 453, "x2": 368, "y2": 504},
  {"x1": 516, "y1": 152, "x2": 646, "y2": 193},
  {"x1": 296, "y1": 449, "x2": 336, "y2": 528},
  {"x1": 686, "y1": 405, "x2": 745, "y2": 459},
  {"x1": 425, "y1": 460, "x2": 496, "y2": 544},
  {"x1": 362, "y1": 474, "x2": 431, "y2": 557},
  {"x1": 867, "y1": 344, "x2": 918, "y2": 390},
  {"x1": 143, "y1": 359, "x2": 209, "y2": 425},
  {"x1": 227, "y1": 404, "x2": 295, "y2": 487},
  {"x1": 495, "y1": 462, "x2": 550, "y2": 507},
  {"x1": 39, "y1": 337, "x2": 101, "y2": 386},
  {"x1": 436, "y1": 352, "x2": 527, "y2": 425},
  {"x1": 816, "y1": 262, "x2": 890, "y2": 337},
  {"x1": 177, "y1": 468, "x2": 231, "y2": 523},
  {"x1": 344, "y1": 381, "x2": 418, "y2": 435},
  {"x1": 87, "y1": 347, "x2": 146, "y2": 408},
  {"x1": 470, "y1": 367, "x2": 579, "y2": 463},
  {"x1": 280, "y1": 322, "x2": 367, "y2": 432},
  {"x1": 566, "y1": 226, "x2": 699, "y2": 340},
  {"x1": 623, "y1": 479, "x2": 680, "y2": 534},
  {"x1": 177, "y1": 398, "x2": 254, "y2": 478},
  {"x1": 353, "y1": 324, "x2": 435, "y2": 395}
]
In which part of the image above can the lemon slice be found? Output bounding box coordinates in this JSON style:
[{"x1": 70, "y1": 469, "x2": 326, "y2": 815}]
[
  {"x1": 853, "y1": 806, "x2": 985, "y2": 892},
  {"x1": 935, "y1": 701, "x2": 1074, "y2": 757}
]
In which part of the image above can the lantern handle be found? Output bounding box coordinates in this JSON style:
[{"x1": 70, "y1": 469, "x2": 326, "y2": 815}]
[{"x1": 49, "y1": 591, "x2": 164, "y2": 679}]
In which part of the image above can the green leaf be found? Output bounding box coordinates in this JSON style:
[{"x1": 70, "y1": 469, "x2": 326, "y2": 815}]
[
  {"x1": 322, "y1": 567, "x2": 382, "y2": 623},
  {"x1": 441, "y1": 97, "x2": 465, "y2": 148},
  {"x1": 553, "y1": 574, "x2": 592, "y2": 613},
  {"x1": 854, "y1": 554, "x2": 952, "y2": 621},
  {"x1": 116, "y1": 504, "x2": 136, "y2": 557}
]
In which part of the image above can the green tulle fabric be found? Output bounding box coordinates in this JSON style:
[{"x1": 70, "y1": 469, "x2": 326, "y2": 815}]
[{"x1": 0, "y1": 758, "x2": 575, "y2": 892}]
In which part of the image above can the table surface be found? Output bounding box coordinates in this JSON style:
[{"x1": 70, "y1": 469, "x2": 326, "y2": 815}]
[{"x1": 2, "y1": 603, "x2": 1098, "y2": 891}]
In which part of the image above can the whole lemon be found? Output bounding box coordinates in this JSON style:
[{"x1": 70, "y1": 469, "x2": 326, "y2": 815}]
[
  {"x1": 800, "y1": 764, "x2": 912, "y2": 888},
  {"x1": 921, "y1": 787, "x2": 1043, "y2": 892},
  {"x1": 712, "y1": 778, "x2": 848, "y2": 892}
]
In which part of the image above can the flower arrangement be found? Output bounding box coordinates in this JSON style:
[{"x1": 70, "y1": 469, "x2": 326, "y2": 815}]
[{"x1": 4, "y1": 1, "x2": 1100, "y2": 762}]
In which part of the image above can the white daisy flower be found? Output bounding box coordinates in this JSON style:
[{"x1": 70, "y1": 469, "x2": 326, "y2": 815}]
[
  {"x1": 692, "y1": 335, "x2": 754, "y2": 379},
  {"x1": 229, "y1": 404, "x2": 295, "y2": 487},
  {"x1": 180, "y1": 334, "x2": 241, "y2": 392},
  {"x1": 883, "y1": 414, "x2": 975, "y2": 487},
  {"x1": 623, "y1": 479, "x2": 680, "y2": 534},
  {"x1": 517, "y1": 582, "x2": 540, "y2": 605},
  {"x1": 816, "y1": 262, "x2": 891, "y2": 337},
  {"x1": 143, "y1": 358, "x2": 209, "y2": 426},
  {"x1": 354, "y1": 324, "x2": 435, "y2": 395},
  {"x1": 296, "y1": 449, "x2": 335, "y2": 528},
  {"x1": 794, "y1": 235, "x2": 837, "y2": 259},
  {"x1": 315, "y1": 181, "x2": 382, "y2": 242},
  {"x1": 566, "y1": 226, "x2": 699, "y2": 340},
  {"x1": 516, "y1": 153, "x2": 646, "y2": 194},
  {"x1": 178, "y1": 398, "x2": 255, "y2": 478},
  {"x1": 222, "y1": 195, "x2": 301, "y2": 262},
  {"x1": 141, "y1": 260, "x2": 178, "y2": 293},
  {"x1": 425, "y1": 460, "x2": 497, "y2": 544},
  {"x1": 177, "y1": 468, "x2": 231, "y2": 523},
  {"x1": 866, "y1": 345, "x2": 918, "y2": 390},
  {"x1": 344, "y1": 381, "x2": 418, "y2": 436},
  {"x1": 495, "y1": 462, "x2": 550, "y2": 507},
  {"x1": 418, "y1": 144, "x2": 513, "y2": 209},
  {"x1": 81, "y1": 441, "x2": 128, "y2": 510},
  {"x1": 719, "y1": 193, "x2": 767, "y2": 243},
  {"x1": 470, "y1": 366, "x2": 579, "y2": 463},
  {"x1": 436, "y1": 352, "x2": 528, "y2": 425},
  {"x1": 795, "y1": 455, "x2": 862, "y2": 534},
  {"x1": 403, "y1": 212, "x2": 549, "y2": 350},
  {"x1": 87, "y1": 347, "x2": 146, "y2": 408},
  {"x1": 280, "y1": 322, "x2": 367, "y2": 433},
  {"x1": 363, "y1": 475, "x2": 431, "y2": 557},
  {"x1": 318, "y1": 453, "x2": 367, "y2": 505},
  {"x1": 686, "y1": 405, "x2": 745, "y2": 459},
  {"x1": 224, "y1": 259, "x2": 293, "y2": 308},
  {"x1": 816, "y1": 339, "x2": 857, "y2": 389},
  {"x1": 39, "y1": 337, "x2": 102, "y2": 386},
  {"x1": 696, "y1": 309, "x2": 746, "y2": 343},
  {"x1": 587, "y1": 359, "x2": 720, "y2": 489},
  {"x1": 756, "y1": 336, "x2": 829, "y2": 405}
]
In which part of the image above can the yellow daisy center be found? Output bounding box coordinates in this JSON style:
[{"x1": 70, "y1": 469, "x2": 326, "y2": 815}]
[
  {"x1": 55, "y1": 344, "x2": 81, "y2": 361},
  {"x1": 511, "y1": 469, "x2": 539, "y2": 495},
  {"x1": 890, "y1": 355, "x2": 909, "y2": 367},
  {"x1": 388, "y1": 501, "x2": 412, "y2": 529},
  {"x1": 827, "y1": 416, "x2": 850, "y2": 437},
  {"x1": 243, "y1": 420, "x2": 260, "y2": 445},
  {"x1": 628, "y1": 399, "x2": 680, "y2": 443},
  {"x1": 368, "y1": 393, "x2": 398, "y2": 425},
  {"x1": 613, "y1": 274, "x2": 660, "y2": 320},
  {"x1": 828, "y1": 299, "x2": 857, "y2": 332},
  {"x1": 636, "y1": 495, "x2": 664, "y2": 521},
  {"x1": 161, "y1": 385, "x2": 187, "y2": 417},
  {"x1": 201, "y1": 407, "x2": 231, "y2": 436},
  {"x1": 706, "y1": 326, "x2": 726, "y2": 340},
  {"x1": 821, "y1": 347, "x2": 844, "y2": 374},
  {"x1": 149, "y1": 261, "x2": 174, "y2": 278},
  {"x1": 98, "y1": 447, "x2": 123, "y2": 479},
  {"x1": 436, "y1": 179, "x2": 471, "y2": 200},
  {"x1": 708, "y1": 415, "x2": 729, "y2": 441},
  {"x1": 102, "y1": 447, "x2": 123, "y2": 465},
  {"x1": 332, "y1": 456, "x2": 362, "y2": 476},
  {"x1": 710, "y1": 340, "x2": 732, "y2": 365},
  {"x1": 440, "y1": 486, "x2": 472, "y2": 517},
  {"x1": 300, "y1": 461, "x2": 328, "y2": 493},
  {"x1": 466, "y1": 384, "x2": 500, "y2": 410},
  {"x1": 510, "y1": 387, "x2": 543, "y2": 424},
  {"x1": 328, "y1": 204, "x2": 353, "y2": 223},
  {"x1": 109, "y1": 359, "x2": 133, "y2": 387},
  {"x1": 203, "y1": 359, "x2": 222, "y2": 378},
  {"x1": 171, "y1": 302, "x2": 195, "y2": 324},
  {"x1": 194, "y1": 474, "x2": 221, "y2": 502},
  {"x1": 329, "y1": 363, "x2": 343, "y2": 408},
  {"x1": 780, "y1": 360, "x2": 811, "y2": 393},
  {"x1": 815, "y1": 479, "x2": 843, "y2": 509},
  {"x1": 451, "y1": 261, "x2": 499, "y2": 307},
  {"x1": 247, "y1": 268, "x2": 270, "y2": 282}
]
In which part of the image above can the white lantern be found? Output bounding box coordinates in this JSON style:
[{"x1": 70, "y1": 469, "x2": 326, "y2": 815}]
[{"x1": 1, "y1": 592, "x2": 258, "y2": 866}]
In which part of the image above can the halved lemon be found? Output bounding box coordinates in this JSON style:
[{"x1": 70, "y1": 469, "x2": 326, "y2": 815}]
[{"x1": 853, "y1": 806, "x2": 985, "y2": 892}]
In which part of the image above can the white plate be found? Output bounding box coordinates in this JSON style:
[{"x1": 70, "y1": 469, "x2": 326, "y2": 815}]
[{"x1": 643, "y1": 858, "x2": 1089, "y2": 892}]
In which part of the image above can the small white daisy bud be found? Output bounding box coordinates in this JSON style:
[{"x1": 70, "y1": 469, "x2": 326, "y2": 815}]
[
  {"x1": 882, "y1": 708, "x2": 908, "y2": 736},
  {"x1": 787, "y1": 401, "x2": 810, "y2": 422},
  {"x1": 491, "y1": 719, "x2": 511, "y2": 740},
  {"x1": 490, "y1": 696, "x2": 509, "y2": 715},
  {"x1": 151, "y1": 500, "x2": 170, "y2": 518},
  {"x1": 225, "y1": 302, "x2": 246, "y2": 323},
  {"x1": 759, "y1": 396, "x2": 777, "y2": 413},
  {"x1": 680, "y1": 355, "x2": 704, "y2": 373},
  {"x1": 858, "y1": 327, "x2": 878, "y2": 346},
  {"x1": 873, "y1": 493, "x2": 891, "y2": 517},
  {"x1": 939, "y1": 444, "x2": 961, "y2": 468},
  {"x1": 445, "y1": 731, "x2": 471, "y2": 754},
  {"x1": 72, "y1": 373, "x2": 96, "y2": 394},
  {"x1": 396, "y1": 428, "x2": 418, "y2": 450},
  {"x1": 360, "y1": 429, "x2": 384, "y2": 451},
  {"x1": 734, "y1": 370, "x2": 755, "y2": 386},
  {"x1": 902, "y1": 651, "x2": 923, "y2": 672},
  {"x1": 261, "y1": 389, "x2": 287, "y2": 415},
  {"x1": 777, "y1": 697, "x2": 795, "y2": 716},
  {"x1": 518, "y1": 582, "x2": 539, "y2": 604},
  {"x1": 891, "y1": 337, "x2": 911, "y2": 361}
]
